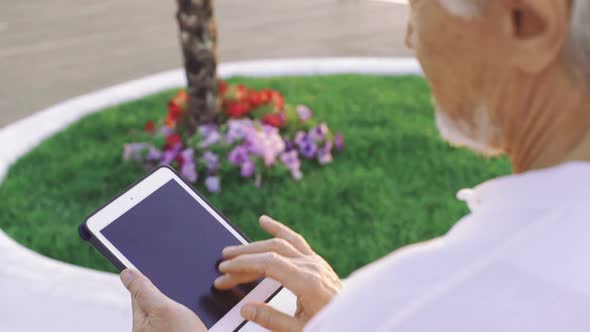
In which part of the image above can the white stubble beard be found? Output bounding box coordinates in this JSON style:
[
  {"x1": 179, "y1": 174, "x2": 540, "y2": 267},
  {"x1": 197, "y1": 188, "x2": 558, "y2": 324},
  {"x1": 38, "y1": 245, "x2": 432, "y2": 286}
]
[{"x1": 434, "y1": 102, "x2": 502, "y2": 156}]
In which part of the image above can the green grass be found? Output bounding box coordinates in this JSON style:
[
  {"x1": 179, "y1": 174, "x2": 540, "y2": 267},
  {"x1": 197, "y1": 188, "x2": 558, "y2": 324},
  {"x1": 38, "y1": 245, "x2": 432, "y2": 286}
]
[{"x1": 0, "y1": 75, "x2": 511, "y2": 277}]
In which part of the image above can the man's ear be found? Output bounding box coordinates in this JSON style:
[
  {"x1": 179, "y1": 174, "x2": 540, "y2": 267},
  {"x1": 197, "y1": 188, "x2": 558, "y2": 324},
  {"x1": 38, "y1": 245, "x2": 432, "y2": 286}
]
[{"x1": 502, "y1": 0, "x2": 570, "y2": 74}]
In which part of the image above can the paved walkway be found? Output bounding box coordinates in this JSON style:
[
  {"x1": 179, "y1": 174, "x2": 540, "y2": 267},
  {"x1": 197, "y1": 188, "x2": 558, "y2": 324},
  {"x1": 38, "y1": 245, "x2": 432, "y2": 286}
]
[{"x1": 0, "y1": 0, "x2": 409, "y2": 128}]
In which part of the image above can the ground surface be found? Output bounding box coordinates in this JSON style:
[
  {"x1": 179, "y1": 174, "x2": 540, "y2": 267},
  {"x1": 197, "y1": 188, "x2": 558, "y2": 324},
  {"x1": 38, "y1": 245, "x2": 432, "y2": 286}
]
[
  {"x1": 0, "y1": 0, "x2": 410, "y2": 127},
  {"x1": 0, "y1": 75, "x2": 511, "y2": 277}
]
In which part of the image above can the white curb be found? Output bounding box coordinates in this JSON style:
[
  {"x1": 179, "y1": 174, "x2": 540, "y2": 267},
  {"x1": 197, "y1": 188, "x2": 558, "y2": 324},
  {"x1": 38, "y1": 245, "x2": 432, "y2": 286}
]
[{"x1": 0, "y1": 57, "x2": 421, "y2": 332}]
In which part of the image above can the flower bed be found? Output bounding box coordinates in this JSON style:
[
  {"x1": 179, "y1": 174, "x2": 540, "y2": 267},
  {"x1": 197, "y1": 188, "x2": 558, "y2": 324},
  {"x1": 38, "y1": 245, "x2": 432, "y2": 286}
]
[
  {"x1": 125, "y1": 83, "x2": 345, "y2": 192},
  {"x1": 0, "y1": 75, "x2": 510, "y2": 276}
]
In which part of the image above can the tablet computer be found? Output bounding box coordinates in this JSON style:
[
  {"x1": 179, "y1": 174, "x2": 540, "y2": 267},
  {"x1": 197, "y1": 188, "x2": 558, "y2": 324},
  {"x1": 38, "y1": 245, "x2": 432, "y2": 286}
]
[{"x1": 79, "y1": 166, "x2": 282, "y2": 331}]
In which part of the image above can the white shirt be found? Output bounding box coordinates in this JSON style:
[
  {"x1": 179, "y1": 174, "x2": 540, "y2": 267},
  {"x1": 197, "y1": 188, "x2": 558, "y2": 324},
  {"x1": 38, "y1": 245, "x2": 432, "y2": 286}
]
[{"x1": 305, "y1": 162, "x2": 590, "y2": 332}]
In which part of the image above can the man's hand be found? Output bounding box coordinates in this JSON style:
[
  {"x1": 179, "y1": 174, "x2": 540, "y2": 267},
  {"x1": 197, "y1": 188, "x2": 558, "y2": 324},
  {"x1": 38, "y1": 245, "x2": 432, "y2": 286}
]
[
  {"x1": 215, "y1": 215, "x2": 343, "y2": 332},
  {"x1": 120, "y1": 269, "x2": 207, "y2": 332}
]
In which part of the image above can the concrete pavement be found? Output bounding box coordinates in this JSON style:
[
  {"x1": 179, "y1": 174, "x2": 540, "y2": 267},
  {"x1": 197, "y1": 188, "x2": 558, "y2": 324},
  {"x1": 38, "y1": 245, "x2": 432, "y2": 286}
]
[{"x1": 0, "y1": 0, "x2": 410, "y2": 128}]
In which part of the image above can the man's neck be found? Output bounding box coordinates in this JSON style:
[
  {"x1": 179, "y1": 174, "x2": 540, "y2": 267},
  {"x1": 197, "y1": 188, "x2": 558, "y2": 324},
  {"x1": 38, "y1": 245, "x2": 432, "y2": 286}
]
[{"x1": 502, "y1": 68, "x2": 590, "y2": 173}]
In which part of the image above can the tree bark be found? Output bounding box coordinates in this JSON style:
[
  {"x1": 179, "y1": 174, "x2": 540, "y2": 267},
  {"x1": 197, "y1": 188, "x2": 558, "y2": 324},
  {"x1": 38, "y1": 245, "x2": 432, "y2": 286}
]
[{"x1": 175, "y1": 0, "x2": 220, "y2": 134}]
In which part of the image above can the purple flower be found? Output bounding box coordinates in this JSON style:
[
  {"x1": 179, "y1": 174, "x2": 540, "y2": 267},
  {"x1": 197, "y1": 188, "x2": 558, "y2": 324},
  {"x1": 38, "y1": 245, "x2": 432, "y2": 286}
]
[
  {"x1": 280, "y1": 150, "x2": 301, "y2": 170},
  {"x1": 240, "y1": 160, "x2": 256, "y2": 178},
  {"x1": 262, "y1": 124, "x2": 279, "y2": 136},
  {"x1": 146, "y1": 147, "x2": 162, "y2": 161},
  {"x1": 244, "y1": 125, "x2": 285, "y2": 167},
  {"x1": 283, "y1": 138, "x2": 295, "y2": 152},
  {"x1": 296, "y1": 105, "x2": 313, "y2": 122},
  {"x1": 225, "y1": 119, "x2": 252, "y2": 144},
  {"x1": 334, "y1": 133, "x2": 345, "y2": 151},
  {"x1": 159, "y1": 126, "x2": 174, "y2": 137},
  {"x1": 198, "y1": 124, "x2": 216, "y2": 137},
  {"x1": 198, "y1": 124, "x2": 221, "y2": 148},
  {"x1": 294, "y1": 131, "x2": 306, "y2": 146},
  {"x1": 160, "y1": 144, "x2": 182, "y2": 165},
  {"x1": 281, "y1": 150, "x2": 303, "y2": 180},
  {"x1": 200, "y1": 151, "x2": 219, "y2": 171},
  {"x1": 228, "y1": 145, "x2": 249, "y2": 165},
  {"x1": 308, "y1": 123, "x2": 329, "y2": 143},
  {"x1": 123, "y1": 143, "x2": 148, "y2": 161},
  {"x1": 318, "y1": 141, "x2": 334, "y2": 165},
  {"x1": 179, "y1": 148, "x2": 198, "y2": 182},
  {"x1": 205, "y1": 176, "x2": 221, "y2": 193},
  {"x1": 299, "y1": 138, "x2": 318, "y2": 159}
]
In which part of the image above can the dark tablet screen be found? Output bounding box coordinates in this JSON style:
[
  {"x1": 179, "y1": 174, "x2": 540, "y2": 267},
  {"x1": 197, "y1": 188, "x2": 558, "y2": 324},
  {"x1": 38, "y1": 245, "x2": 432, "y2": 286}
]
[{"x1": 101, "y1": 179, "x2": 256, "y2": 328}]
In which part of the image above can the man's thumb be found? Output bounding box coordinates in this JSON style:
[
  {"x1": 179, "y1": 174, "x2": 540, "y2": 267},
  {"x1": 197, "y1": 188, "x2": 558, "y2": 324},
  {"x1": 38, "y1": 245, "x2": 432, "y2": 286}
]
[
  {"x1": 121, "y1": 269, "x2": 167, "y2": 313},
  {"x1": 241, "y1": 303, "x2": 304, "y2": 332}
]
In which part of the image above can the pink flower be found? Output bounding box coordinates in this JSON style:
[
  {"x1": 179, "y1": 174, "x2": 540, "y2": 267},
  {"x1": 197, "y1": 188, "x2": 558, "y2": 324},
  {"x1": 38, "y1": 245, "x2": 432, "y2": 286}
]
[
  {"x1": 308, "y1": 123, "x2": 329, "y2": 143},
  {"x1": 296, "y1": 105, "x2": 313, "y2": 122},
  {"x1": 291, "y1": 168, "x2": 303, "y2": 180},
  {"x1": 225, "y1": 119, "x2": 252, "y2": 144},
  {"x1": 318, "y1": 141, "x2": 334, "y2": 165},
  {"x1": 244, "y1": 125, "x2": 285, "y2": 167}
]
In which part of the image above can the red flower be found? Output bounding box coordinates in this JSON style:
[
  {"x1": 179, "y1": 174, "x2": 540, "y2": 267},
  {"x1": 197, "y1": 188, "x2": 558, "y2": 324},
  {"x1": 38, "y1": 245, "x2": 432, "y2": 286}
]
[
  {"x1": 167, "y1": 101, "x2": 183, "y2": 119},
  {"x1": 259, "y1": 89, "x2": 273, "y2": 105},
  {"x1": 272, "y1": 92, "x2": 285, "y2": 111},
  {"x1": 144, "y1": 120, "x2": 155, "y2": 133},
  {"x1": 219, "y1": 80, "x2": 228, "y2": 95},
  {"x1": 166, "y1": 90, "x2": 189, "y2": 127},
  {"x1": 235, "y1": 84, "x2": 249, "y2": 101},
  {"x1": 165, "y1": 134, "x2": 182, "y2": 150},
  {"x1": 248, "y1": 92, "x2": 263, "y2": 108},
  {"x1": 262, "y1": 113, "x2": 286, "y2": 128},
  {"x1": 171, "y1": 90, "x2": 189, "y2": 107},
  {"x1": 226, "y1": 102, "x2": 251, "y2": 118},
  {"x1": 165, "y1": 114, "x2": 175, "y2": 128},
  {"x1": 258, "y1": 89, "x2": 285, "y2": 110},
  {"x1": 175, "y1": 154, "x2": 185, "y2": 168}
]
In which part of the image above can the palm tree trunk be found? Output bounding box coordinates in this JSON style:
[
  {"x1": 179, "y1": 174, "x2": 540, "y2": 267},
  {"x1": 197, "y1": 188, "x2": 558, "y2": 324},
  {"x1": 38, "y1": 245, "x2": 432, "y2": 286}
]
[{"x1": 175, "y1": 0, "x2": 221, "y2": 134}]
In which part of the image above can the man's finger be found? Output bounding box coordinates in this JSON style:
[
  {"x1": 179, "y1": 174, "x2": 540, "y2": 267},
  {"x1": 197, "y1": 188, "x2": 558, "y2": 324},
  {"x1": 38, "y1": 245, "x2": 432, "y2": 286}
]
[
  {"x1": 218, "y1": 253, "x2": 308, "y2": 296},
  {"x1": 121, "y1": 269, "x2": 168, "y2": 314},
  {"x1": 259, "y1": 216, "x2": 314, "y2": 255},
  {"x1": 213, "y1": 272, "x2": 261, "y2": 290},
  {"x1": 223, "y1": 238, "x2": 301, "y2": 259},
  {"x1": 242, "y1": 303, "x2": 303, "y2": 332}
]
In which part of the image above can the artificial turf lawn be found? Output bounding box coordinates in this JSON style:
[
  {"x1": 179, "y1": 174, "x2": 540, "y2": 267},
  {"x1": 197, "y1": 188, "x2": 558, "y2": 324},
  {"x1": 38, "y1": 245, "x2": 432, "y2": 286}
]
[{"x1": 0, "y1": 75, "x2": 511, "y2": 277}]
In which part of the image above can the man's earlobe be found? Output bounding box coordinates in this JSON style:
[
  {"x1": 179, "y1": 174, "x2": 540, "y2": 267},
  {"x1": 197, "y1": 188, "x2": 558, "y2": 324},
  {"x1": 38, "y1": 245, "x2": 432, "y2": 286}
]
[{"x1": 506, "y1": 0, "x2": 569, "y2": 74}]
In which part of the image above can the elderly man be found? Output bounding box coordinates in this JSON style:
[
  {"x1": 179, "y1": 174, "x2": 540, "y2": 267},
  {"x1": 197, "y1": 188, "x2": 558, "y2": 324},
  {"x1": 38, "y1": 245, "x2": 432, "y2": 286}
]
[{"x1": 119, "y1": 0, "x2": 590, "y2": 331}]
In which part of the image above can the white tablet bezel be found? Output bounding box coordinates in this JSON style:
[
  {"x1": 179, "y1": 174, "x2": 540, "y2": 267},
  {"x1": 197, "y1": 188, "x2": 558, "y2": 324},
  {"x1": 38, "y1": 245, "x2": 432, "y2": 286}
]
[{"x1": 86, "y1": 166, "x2": 281, "y2": 331}]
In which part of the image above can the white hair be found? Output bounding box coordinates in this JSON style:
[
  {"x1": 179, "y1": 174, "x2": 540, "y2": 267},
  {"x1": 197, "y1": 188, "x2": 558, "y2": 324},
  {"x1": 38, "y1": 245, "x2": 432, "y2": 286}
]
[
  {"x1": 440, "y1": 0, "x2": 590, "y2": 83},
  {"x1": 439, "y1": 0, "x2": 487, "y2": 18}
]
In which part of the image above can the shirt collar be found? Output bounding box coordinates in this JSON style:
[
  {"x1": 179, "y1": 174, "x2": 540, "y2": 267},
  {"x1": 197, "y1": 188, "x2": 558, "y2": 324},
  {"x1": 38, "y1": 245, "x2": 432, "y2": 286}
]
[{"x1": 457, "y1": 161, "x2": 590, "y2": 212}]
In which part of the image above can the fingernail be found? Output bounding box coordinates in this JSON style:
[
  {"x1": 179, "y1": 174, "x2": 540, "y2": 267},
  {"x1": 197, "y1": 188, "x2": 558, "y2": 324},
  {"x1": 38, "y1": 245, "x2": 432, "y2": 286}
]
[
  {"x1": 120, "y1": 269, "x2": 136, "y2": 286},
  {"x1": 259, "y1": 215, "x2": 270, "y2": 223},
  {"x1": 241, "y1": 305, "x2": 256, "y2": 320},
  {"x1": 218, "y1": 261, "x2": 229, "y2": 271},
  {"x1": 214, "y1": 275, "x2": 226, "y2": 286},
  {"x1": 222, "y1": 246, "x2": 234, "y2": 255}
]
